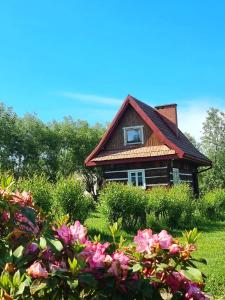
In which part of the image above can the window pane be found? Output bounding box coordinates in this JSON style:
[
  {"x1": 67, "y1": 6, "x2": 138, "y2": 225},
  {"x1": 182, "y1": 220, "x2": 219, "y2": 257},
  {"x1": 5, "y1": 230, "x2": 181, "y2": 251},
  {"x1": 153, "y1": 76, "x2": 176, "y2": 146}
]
[
  {"x1": 127, "y1": 129, "x2": 141, "y2": 143},
  {"x1": 172, "y1": 168, "x2": 180, "y2": 185},
  {"x1": 137, "y1": 172, "x2": 143, "y2": 186},
  {"x1": 130, "y1": 173, "x2": 136, "y2": 186}
]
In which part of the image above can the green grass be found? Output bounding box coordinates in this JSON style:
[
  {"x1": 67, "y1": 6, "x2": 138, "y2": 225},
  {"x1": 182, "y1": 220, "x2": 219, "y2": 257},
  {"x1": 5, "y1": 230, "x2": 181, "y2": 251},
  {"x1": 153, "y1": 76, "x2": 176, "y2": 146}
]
[
  {"x1": 193, "y1": 224, "x2": 225, "y2": 298},
  {"x1": 85, "y1": 212, "x2": 225, "y2": 298}
]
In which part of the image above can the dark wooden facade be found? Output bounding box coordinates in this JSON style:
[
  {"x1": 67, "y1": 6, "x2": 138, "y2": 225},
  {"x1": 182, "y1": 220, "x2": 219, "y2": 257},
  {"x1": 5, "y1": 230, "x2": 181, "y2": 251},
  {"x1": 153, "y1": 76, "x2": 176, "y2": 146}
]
[
  {"x1": 105, "y1": 105, "x2": 162, "y2": 151},
  {"x1": 102, "y1": 159, "x2": 198, "y2": 194}
]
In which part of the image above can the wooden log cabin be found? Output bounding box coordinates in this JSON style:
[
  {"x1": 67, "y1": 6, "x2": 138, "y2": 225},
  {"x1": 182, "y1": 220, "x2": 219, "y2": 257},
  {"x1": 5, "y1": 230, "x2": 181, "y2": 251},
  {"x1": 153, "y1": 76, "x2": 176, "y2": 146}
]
[{"x1": 85, "y1": 95, "x2": 212, "y2": 195}]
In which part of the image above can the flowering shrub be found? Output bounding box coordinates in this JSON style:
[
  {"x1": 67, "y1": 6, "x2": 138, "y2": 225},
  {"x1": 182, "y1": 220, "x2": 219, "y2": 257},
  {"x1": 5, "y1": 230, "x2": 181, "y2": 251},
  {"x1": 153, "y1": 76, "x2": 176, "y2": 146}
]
[{"x1": 0, "y1": 179, "x2": 210, "y2": 299}]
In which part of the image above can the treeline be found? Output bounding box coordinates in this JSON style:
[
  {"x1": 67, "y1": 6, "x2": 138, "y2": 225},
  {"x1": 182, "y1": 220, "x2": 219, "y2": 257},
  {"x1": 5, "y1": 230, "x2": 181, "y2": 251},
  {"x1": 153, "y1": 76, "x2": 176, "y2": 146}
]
[
  {"x1": 0, "y1": 102, "x2": 225, "y2": 193},
  {"x1": 0, "y1": 102, "x2": 105, "y2": 197},
  {"x1": 190, "y1": 108, "x2": 225, "y2": 192}
]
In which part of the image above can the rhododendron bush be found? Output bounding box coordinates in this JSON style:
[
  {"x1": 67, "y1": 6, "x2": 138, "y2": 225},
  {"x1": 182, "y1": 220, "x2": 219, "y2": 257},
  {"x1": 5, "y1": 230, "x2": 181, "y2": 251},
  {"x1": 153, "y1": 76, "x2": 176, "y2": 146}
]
[{"x1": 0, "y1": 178, "x2": 210, "y2": 299}]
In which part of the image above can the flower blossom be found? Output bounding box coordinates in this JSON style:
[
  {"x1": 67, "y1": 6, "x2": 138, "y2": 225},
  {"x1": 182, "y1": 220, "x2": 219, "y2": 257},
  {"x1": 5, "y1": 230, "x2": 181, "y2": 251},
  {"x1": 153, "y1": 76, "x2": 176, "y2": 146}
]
[
  {"x1": 134, "y1": 229, "x2": 173, "y2": 253},
  {"x1": 10, "y1": 191, "x2": 33, "y2": 207},
  {"x1": 1, "y1": 211, "x2": 10, "y2": 222},
  {"x1": 157, "y1": 230, "x2": 173, "y2": 249},
  {"x1": 185, "y1": 284, "x2": 210, "y2": 300},
  {"x1": 82, "y1": 241, "x2": 110, "y2": 269},
  {"x1": 25, "y1": 243, "x2": 39, "y2": 255},
  {"x1": 56, "y1": 221, "x2": 87, "y2": 245},
  {"x1": 108, "y1": 251, "x2": 130, "y2": 280},
  {"x1": 133, "y1": 229, "x2": 158, "y2": 254},
  {"x1": 169, "y1": 243, "x2": 182, "y2": 254},
  {"x1": 165, "y1": 271, "x2": 187, "y2": 293},
  {"x1": 14, "y1": 212, "x2": 39, "y2": 234},
  {"x1": 27, "y1": 261, "x2": 48, "y2": 278}
]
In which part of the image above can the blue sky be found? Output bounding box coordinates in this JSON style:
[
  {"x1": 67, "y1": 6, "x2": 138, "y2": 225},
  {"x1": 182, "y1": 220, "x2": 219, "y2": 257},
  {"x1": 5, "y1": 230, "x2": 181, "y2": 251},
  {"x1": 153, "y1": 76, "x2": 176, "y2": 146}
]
[{"x1": 0, "y1": 1, "x2": 225, "y2": 140}]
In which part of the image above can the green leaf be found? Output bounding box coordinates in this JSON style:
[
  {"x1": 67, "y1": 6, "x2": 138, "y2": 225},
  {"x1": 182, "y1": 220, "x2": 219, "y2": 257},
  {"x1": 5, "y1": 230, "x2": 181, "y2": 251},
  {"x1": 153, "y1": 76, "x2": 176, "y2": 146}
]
[
  {"x1": 13, "y1": 245, "x2": 24, "y2": 258},
  {"x1": 16, "y1": 281, "x2": 26, "y2": 295},
  {"x1": 12, "y1": 270, "x2": 21, "y2": 286},
  {"x1": 47, "y1": 238, "x2": 63, "y2": 252},
  {"x1": 21, "y1": 206, "x2": 36, "y2": 225},
  {"x1": 30, "y1": 279, "x2": 47, "y2": 295},
  {"x1": 67, "y1": 279, "x2": 78, "y2": 290},
  {"x1": 68, "y1": 257, "x2": 78, "y2": 274},
  {"x1": 182, "y1": 267, "x2": 203, "y2": 283},
  {"x1": 79, "y1": 273, "x2": 97, "y2": 288},
  {"x1": 40, "y1": 237, "x2": 47, "y2": 250},
  {"x1": 192, "y1": 257, "x2": 207, "y2": 265},
  {"x1": 182, "y1": 228, "x2": 201, "y2": 244},
  {"x1": 132, "y1": 263, "x2": 142, "y2": 272}
]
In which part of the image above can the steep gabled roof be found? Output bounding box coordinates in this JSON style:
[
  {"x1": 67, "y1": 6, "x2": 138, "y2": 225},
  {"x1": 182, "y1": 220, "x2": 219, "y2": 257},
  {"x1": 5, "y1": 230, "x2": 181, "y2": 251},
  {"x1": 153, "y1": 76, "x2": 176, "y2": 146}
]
[{"x1": 85, "y1": 95, "x2": 212, "y2": 167}]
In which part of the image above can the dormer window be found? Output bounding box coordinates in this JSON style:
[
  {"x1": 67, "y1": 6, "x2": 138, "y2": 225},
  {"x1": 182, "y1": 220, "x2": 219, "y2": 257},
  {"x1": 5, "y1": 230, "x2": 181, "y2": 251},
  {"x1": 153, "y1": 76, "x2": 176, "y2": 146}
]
[{"x1": 123, "y1": 126, "x2": 144, "y2": 146}]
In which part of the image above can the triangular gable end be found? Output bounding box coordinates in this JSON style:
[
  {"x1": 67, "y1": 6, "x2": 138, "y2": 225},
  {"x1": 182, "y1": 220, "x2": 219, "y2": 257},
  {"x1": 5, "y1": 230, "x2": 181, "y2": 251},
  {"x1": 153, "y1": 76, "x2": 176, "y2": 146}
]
[
  {"x1": 103, "y1": 104, "x2": 163, "y2": 151},
  {"x1": 85, "y1": 95, "x2": 184, "y2": 166}
]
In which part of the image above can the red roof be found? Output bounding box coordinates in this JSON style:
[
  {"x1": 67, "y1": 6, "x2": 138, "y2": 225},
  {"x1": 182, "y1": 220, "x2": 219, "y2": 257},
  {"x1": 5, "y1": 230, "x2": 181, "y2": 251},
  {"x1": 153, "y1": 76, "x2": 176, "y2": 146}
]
[{"x1": 85, "y1": 95, "x2": 212, "y2": 167}]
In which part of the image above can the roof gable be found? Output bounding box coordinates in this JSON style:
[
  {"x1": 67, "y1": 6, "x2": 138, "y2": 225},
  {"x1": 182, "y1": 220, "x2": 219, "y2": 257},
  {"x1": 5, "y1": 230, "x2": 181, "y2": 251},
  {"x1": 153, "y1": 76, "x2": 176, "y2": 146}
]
[
  {"x1": 85, "y1": 95, "x2": 212, "y2": 166},
  {"x1": 104, "y1": 104, "x2": 162, "y2": 151}
]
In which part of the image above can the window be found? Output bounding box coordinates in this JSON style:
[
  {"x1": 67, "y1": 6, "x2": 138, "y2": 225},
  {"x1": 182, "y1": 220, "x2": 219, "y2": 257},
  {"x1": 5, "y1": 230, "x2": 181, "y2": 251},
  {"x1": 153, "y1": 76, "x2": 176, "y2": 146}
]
[
  {"x1": 123, "y1": 126, "x2": 144, "y2": 145},
  {"x1": 128, "y1": 169, "x2": 146, "y2": 188},
  {"x1": 172, "y1": 168, "x2": 180, "y2": 185}
]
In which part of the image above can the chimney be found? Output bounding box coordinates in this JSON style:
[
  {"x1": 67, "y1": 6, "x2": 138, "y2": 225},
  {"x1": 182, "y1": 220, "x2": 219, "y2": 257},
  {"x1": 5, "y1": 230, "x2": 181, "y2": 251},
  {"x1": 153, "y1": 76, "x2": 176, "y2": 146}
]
[{"x1": 155, "y1": 104, "x2": 179, "y2": 137}]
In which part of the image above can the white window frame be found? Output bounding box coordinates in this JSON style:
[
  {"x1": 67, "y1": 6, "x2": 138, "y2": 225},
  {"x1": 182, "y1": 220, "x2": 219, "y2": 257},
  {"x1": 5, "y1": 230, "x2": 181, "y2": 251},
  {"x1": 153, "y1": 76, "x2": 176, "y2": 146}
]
[
  {"x1": 128, "y1": 169, "x2": 146, "y2": 189},
  {"x1": 123, "y1": 125, "x2": 144, "y2": 146}
]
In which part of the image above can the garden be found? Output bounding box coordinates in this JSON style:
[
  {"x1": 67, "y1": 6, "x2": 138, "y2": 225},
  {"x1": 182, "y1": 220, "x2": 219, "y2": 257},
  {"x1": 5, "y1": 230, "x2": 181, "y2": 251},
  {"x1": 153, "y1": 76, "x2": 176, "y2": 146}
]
[
  {"x1": 1, "y1": 174, "x2": 225, "y2": 299},
  {"x1": 1, "y1": 103, "x2": 225, "y2": 299}
]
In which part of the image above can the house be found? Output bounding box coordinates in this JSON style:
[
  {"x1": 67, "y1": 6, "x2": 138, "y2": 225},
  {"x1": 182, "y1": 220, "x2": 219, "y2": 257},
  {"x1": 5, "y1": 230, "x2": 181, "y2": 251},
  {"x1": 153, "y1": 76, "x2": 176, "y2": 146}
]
[{"x1": 85, "y1": 95, "x2": 212, "y2": 195}]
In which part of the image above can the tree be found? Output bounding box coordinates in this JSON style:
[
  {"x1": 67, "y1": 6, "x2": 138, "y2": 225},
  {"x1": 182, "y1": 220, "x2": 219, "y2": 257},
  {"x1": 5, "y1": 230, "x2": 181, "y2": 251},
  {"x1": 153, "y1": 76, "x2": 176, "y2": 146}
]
[
  {"x1": 0, "y1": 103, "x2": 21, "y2": 174},
  {"x1": 184, "y1": 132, "x2": 201, "y2": 150},
  {"x1": 200, "y1": 108, "x2": 225, "y2": 191},
  {"x1": 0, "y1": 102, "x2": 105, "y2": 196},
  {"x1": 52, "y1": 118, "x2": 105, "y2": 198}
]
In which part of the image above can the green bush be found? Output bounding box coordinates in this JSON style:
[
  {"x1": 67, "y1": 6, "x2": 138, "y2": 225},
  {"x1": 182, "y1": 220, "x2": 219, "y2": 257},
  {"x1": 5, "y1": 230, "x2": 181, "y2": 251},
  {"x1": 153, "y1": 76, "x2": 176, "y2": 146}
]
[
  {"x1": 16, "y1": 174, "x2": 53, "y2": 213},
  {"x1": 52, "y1": 176, "x2": 93, "y2": 223},
  {"x1": 99, "y1": 182, "x2": 148, "y2": 230},
  {"x1": 147, "y1": 184, "x2": 195, "y2": 228},
  {"x1": 201, "y1": 188, "x2": 225, "y2": 220}
]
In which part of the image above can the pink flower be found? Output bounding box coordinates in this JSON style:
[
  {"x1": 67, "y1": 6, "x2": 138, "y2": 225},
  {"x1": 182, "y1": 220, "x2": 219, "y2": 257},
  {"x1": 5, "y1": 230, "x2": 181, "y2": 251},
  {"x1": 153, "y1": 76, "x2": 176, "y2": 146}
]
[
  {"x1": 134, "y1": 229, "x2": 158, "y2": 254},
  {"x1": 158, "y1": 230, "x2": 173, "y2": 249},
  {"x1": 41, "y1": 246, "x2": 55, "y2": 262},
  {"x1": 49, "y1": 260, "x2": 67, "y2": 272},
  {"x1": 10, "y1": 191, "x2": 33, "y2": 207},
  {"x1": 56, "y1": 225, "x2": 71, "y2": 244},
  {"x1": 14, "y1": 212, "x2": 39, "y2": 234},
  {"x1": 108, "y1": 251, "x2": 130, "y2": 279},
  {"x1": 82, "y1": 241, "x2": 110, "y2": 269},
  {"x1": 185, "y1": 284, "x2": 210, "y2": 300},
  {"x1": 113, "y1": 251, "x2": 130, "y2": 266},
  {"x1": 27, "y1": 262, "x2": 48, "y2": 278},
  {"x1": 56, "y1": 221, "x2": 87, "y2": 245},
  {"x1": 1, "y1": 211, "x2": 10, "y2": 222},
  {"x1": 165, "y1": 271, "x2": 187, "y2": 293},
  {"x1": 70, "y1": 221, "x2": 87, "y2": 244},
  {"x1": 25, "y1": 243, "x2": 39, "y2": 255},
  {"x1": 169, "y1": 243, "x2": 182, "y2": 254}
]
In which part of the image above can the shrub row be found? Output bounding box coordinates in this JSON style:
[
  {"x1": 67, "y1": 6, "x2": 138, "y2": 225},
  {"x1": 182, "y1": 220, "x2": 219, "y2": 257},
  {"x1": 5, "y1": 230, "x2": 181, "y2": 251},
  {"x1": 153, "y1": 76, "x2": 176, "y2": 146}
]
[
  {"x1": 16, "y1": 174, "x2": 93, "y2": 223},
  {"x1": 0, "y1": 181, "x2": 209, "y2": 299},
  {"x1": 99, "y1": 182, "x2": 225, "y2": 230},
  {"x1": 99, "y1": 183, "x2": 147, "y2": 230}
]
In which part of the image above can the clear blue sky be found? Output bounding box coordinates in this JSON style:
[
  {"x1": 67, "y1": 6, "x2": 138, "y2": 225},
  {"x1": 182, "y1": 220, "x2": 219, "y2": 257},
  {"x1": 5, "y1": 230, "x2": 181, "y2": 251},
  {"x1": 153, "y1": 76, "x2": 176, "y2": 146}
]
[{"x1": 1, "y1": 1, "x2": 225, "y2": 139}]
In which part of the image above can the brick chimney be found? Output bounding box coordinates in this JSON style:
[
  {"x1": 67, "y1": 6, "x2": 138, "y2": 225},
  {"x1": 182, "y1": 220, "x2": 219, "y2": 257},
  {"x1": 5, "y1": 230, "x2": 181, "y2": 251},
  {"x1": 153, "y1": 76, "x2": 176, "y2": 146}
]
[{"x1": 155, "y1": 104, "x2": 179, "y2": 137}]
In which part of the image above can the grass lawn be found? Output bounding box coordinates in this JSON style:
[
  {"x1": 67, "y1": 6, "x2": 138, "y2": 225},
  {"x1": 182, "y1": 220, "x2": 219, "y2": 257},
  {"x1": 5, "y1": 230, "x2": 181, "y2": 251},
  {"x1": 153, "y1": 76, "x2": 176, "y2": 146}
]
[{"x1": 85, "y1": 212, "x2": 225, "y2": 299}]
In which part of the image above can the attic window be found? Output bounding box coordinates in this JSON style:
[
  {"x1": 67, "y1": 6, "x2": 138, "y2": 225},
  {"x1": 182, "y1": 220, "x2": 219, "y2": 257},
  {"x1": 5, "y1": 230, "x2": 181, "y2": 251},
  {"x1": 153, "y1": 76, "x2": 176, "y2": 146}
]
[{"x1": 123, "y1": 126, "x2": 144, "y2": 145}]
